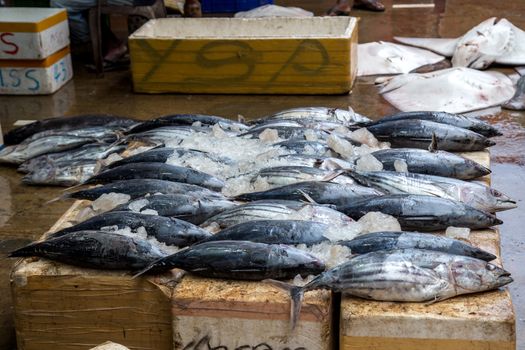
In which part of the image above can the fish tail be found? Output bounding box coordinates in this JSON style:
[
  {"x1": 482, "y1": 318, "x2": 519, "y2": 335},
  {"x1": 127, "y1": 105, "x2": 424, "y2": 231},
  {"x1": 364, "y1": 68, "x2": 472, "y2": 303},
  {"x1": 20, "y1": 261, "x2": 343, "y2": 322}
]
[
  {"x1": 45, "y1": 193, "x2": 70, "y2": 204},
  {"x1": 61, "y1": 182, "x2": 86, "y2": 192},
  {"x1": 263, "y1": 279, "x2": 305, "y2": 331},
  {"x1": 8, "y1": 243, "x2": 38, "y2": 258},
  {"x1": 132, "y1": 258, "x2": 163, "y2": 279}
]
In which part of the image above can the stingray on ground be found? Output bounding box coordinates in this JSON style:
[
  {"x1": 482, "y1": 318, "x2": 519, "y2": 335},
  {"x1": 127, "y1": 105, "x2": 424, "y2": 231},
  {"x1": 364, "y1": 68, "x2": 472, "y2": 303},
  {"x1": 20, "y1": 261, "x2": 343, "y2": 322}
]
[
  {"x1": 395, "y1": 17, "x2": 525, "y2": 69},
  {"x1": 376, "y1": 67, "x2": 515, "y2": 113},
  {"x1": 357, "y1": 42, "x2": 445, "y2": 76}
]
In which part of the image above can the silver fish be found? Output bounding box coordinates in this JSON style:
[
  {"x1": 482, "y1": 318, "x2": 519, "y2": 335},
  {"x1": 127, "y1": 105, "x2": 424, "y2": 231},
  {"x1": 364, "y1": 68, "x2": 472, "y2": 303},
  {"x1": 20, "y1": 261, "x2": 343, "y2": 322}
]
[
  {"x1": 22, "y1": 159, "x2": 97, "y2": 186},
  {"x1": 252, "y1": 166, "x2": 354, "y2": 188},
  {"x1": 252, "y1": 107, "x2": 371, "y2": 126},
  {"x1": 347, "y1": 170, "x2": 516, "y2": 212}
]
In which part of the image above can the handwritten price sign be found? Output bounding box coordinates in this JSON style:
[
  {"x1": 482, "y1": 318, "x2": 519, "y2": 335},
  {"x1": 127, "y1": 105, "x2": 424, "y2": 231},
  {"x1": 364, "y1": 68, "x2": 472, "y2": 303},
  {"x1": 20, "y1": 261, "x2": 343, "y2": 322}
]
[{"x1": 130, "y1": 38, "x2": 350, "y2": 94}]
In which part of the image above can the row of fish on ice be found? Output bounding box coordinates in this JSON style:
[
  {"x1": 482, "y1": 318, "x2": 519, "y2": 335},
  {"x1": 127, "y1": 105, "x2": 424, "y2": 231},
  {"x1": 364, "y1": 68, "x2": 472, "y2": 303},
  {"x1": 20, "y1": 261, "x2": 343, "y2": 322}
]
[{"x1": 4, "y1": 108, "x2": 515, "y2": 329}]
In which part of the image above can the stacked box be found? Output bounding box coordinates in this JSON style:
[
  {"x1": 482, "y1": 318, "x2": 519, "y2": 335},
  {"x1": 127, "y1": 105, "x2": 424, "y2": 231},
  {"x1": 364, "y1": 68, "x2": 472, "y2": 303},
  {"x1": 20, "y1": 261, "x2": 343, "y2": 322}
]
[{"x1": 0, "y1": 8, "x2": 72, "y2": 95}]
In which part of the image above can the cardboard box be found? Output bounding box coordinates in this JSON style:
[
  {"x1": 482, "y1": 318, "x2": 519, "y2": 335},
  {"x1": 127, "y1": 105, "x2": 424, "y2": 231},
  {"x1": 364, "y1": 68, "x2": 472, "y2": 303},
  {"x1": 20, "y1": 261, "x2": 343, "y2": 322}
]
[
  {"x1": 129, "y1": 17, "x2": 358, "y2": 95},
  {"x1": 0, "y1": 8, "x2": 69, "y2": 60},
  {"x1": 0, "y1": 46, "x2": 73, "y2": 95}
]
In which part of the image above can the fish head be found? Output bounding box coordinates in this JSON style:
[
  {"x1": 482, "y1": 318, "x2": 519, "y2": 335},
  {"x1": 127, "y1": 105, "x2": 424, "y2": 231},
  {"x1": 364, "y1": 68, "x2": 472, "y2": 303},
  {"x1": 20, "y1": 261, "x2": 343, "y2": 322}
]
[
  {"x1": 449, "y1": 259, "x2": 513, "y2": 294},
  {"x1": 452, "y1": 20, "x2": 513, "y2": 69},
  {"x1": 21, "y1": 163, "x2": 57, "y2": 185},
  {"x1": 271, "y1": 245, "x2": 326, "y2": 276},
  {"x1": 489, "y1": 188, "x2": 517, "y2": 211}
]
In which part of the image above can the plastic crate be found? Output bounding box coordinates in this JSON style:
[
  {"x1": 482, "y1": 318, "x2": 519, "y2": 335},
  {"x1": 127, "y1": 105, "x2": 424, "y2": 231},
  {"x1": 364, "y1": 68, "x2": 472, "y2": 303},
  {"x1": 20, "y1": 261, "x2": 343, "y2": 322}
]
[{"x1": 201, "y1": 0, "x2": 273, "y2": 13}]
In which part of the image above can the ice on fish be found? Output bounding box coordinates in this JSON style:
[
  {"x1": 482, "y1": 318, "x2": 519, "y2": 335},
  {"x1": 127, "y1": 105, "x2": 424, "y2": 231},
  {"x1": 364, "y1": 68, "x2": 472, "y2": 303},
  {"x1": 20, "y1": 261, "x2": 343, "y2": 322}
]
[
  {"x1": 446, "y1": 226, "x2": 471, "y2": 240},
  {"x1": 327, "y1": 134, "x2": 355, "y2": 159},
  {"x1": 110, "y1": 226, "x2": 181, "y2": 255},
  {"x1": 349, "y1": 128, "x2": 380, "y2": 148},
  {"x1": 258, "y1": 128, "x2": 280, "y2": 142},
  {"x1": 128, "y1": 198, "x2": 150, "y2": 212},
  {"x1": 212, "y1": 123, "x2": 229, "y2": 138},
  {"x1": 356, "y1": 154, "x2": 383, "y2": 172},
  {"x1": 357, "y1": 211, "x2": 402, "y2": 234},
  {"x1": 296, "y1": 242, "x2": 352, "y2": 269},
  {"x1": 394, "y1": 159, "x2": 408, "y2": 172},
  {"x1": 91, "y1": 193, "x2": 131, "y2": 212},
  {"x1": 304, "y1": 129, "x2": 319, "y2": 141}
]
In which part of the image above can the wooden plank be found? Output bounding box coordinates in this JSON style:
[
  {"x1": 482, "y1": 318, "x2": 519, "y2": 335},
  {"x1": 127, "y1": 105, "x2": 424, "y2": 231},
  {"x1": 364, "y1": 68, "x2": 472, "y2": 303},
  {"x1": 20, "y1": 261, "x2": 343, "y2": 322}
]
[
  {"x1": 339, "y1": 149, "x2": 516, "y2": 350},
  {"x1": 128, "y1": 18, "x2": 357, "y2": 95}
]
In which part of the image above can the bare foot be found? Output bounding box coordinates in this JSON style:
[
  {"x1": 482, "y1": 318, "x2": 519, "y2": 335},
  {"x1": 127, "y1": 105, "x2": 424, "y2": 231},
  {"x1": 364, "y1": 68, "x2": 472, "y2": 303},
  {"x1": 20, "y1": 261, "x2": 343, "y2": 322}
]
[
  {"x1": 327, "y1": 0, "x2": 353, "y2": 16},
  {"x1": 353, "y1": 0, "x2": 385, "y2": 11},
  {"x1": 104, "y1": 43, "x2": 128, "y2": 62}
]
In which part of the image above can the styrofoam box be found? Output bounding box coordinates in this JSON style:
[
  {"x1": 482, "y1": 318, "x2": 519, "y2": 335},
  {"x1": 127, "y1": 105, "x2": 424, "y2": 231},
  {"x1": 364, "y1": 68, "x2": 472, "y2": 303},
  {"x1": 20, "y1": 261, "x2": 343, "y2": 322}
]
[
  {"x1": 0, "y1": 8, "x2": 69, "y2": 60},
  {"x1": 0, "y1": 46, "x2": 73, "y2": 95}
]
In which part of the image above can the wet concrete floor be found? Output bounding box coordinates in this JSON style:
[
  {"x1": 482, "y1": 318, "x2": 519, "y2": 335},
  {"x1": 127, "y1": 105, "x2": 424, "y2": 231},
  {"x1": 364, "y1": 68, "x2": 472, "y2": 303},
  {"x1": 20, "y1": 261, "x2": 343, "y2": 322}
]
[{"x1": 0, "y1": 0, "x2": 524, "y2": 348}]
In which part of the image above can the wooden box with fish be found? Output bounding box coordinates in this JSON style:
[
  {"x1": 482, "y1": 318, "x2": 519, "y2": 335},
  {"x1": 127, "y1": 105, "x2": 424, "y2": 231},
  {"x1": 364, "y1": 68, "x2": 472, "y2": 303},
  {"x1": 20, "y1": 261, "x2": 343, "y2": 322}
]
[
  {"x1": 128, "y1": 17, "x2": 358, "y2": 95},
  {"x1": 10, "y1": 200, "x2": 333, "y2": 350},
  {"x1": 339, "y1": 151, "x2": 516, "y2": 350}
]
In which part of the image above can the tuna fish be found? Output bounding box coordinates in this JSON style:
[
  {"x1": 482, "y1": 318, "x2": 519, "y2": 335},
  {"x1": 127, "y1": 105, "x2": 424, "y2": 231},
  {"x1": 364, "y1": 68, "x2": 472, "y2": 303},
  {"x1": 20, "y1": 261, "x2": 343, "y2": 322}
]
[
  {"x1": 235, "y1": 181, "x2": 382, "y2": 205},
  {"x1": 3, "y1": 114, "x2": 137, "y2": 146},
  {"x1": 366, "y1": 119, "x2": 494, "y2": 151},
  {"x1": 126, "y1": 114, "x2": 248, "y2": 134},
  {"x1": 9, "y1": 230, "x2": 166, "y2": 269},
  {"x1": 370, "y1": 148, "x2": 491, "y2": 179},
  {"x1": 48, "y1": 211, "x2": 211, "y2": 246},
  {"x1": 0, "y1": 135, "x2": 97, "y2": 164},
  {"x1": 269, "y1": 248, "x2": 512, "y2": 329},
  {"x1": 18, "y1": 143, "x2": 126, "y2": 174},
  {"x1": 274, "y1": 140, "x2": 331, "y2": 155},
  {"x1": 23, "y1": 126, "x2": 122, "y2": 143},
  {"x1": 22, "y1": 159, "x2": 97, "y2": 186},
  {"x1": 133, "y1": 240, "x2": 326, "y2": 280},
  {"x1": 337, "y1": 194, "x2": 502, "y2": 231},
  {"x1": 339, "y1": 231, "x2": 496, "y2": 261},
  {"x1": 84, "y1": 162, "x2": 225, "y2": 191},
  {"x1": 346, "y1": 170, "x2": 516, "y2": 212},
  {"x1": 64, "y1": 179, "x2": 224, "y2": 201},
  {"x1": 201, "y1": 200, "x2": 353, "y2": 230},
  {"x1": 241, "y1": 126, "x2": 331, "y2": 141},
  {"x1": 367, "y1": 111, "x2": 501, "y2": 137},
  {"x1": 201, "y1": 220, "x2": 329, "y2": 245},
  {"x1": 106, "y1": 147, "x2": 234, "y2": 169},
  {"x1": 123, "y1": 126, "x2": 206, "y2": 145},
  {"x1": 113, "y1": 194, "x2": 236, "y2": 225},
  {"x1": 252, "y1": 166, "x2": 354, "y2": 188},
  {"x1": 251, "y1": 107, "x2": 371, "y2": 126}
]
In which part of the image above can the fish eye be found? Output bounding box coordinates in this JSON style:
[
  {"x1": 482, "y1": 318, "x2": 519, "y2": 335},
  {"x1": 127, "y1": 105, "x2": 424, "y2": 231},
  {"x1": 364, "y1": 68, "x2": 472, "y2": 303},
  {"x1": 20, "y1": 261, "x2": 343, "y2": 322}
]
[
  {"x1": 486, "y1": 264, "x2": 496, "y2": 271},
  {"x1": 490, "y1": 189, "x2": 502, "y2": 197}
]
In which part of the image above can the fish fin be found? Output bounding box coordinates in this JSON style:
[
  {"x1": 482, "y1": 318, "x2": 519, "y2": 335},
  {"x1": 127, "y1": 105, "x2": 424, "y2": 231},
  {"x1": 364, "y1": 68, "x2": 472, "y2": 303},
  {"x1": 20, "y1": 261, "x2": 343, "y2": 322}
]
[
  {"x1": 263, "y1": 279, "x2": 305, "y2": 331},
  {"x1": 393, "y1": 37, "x2": 459, "y2": 56},
  {"x1": 428, "y1": 132, "x2": 438, "y2": 152},
  {"x1": 60, "y1": 182, "x2": 87, "y2": 192},
  {"x1": 297, "y1": 190, "x2": 318, "y2": 205},
  {"x1": 321, "y1": 170, "x2": 345, "y2": 182},
  {"x1": 132, "y1": 258, "x2": 163, "y2": 279},
  {"x1": 44, "y1": 193, "x2": 71, "y2": 204}
]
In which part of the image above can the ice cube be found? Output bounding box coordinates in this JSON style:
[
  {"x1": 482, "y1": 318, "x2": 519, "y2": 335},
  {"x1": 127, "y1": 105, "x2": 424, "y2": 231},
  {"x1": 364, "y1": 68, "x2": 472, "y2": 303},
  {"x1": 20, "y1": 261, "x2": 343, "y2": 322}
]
[
  {"x1": 357, "y1": 211, "x2": 401, "y2": 234},
  {"x1": 394, "y1": 159, "x2": 408, "y2": 172},
  {"x1": 355, "y1": 154, "x2": 383, "y2": 171},
  {"x1": 445, "y1": 226, "x2": 471, "y2": 240},
  {"x1": 91, "y1": 193, "x2": 131, "y2": 212}
]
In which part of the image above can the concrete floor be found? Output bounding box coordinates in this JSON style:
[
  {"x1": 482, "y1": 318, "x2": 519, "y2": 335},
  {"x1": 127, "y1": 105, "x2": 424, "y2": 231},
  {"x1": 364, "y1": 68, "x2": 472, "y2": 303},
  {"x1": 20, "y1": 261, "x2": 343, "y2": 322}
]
[{"x1": 0, "y1": 0, "x2": 524, "y2": 348}]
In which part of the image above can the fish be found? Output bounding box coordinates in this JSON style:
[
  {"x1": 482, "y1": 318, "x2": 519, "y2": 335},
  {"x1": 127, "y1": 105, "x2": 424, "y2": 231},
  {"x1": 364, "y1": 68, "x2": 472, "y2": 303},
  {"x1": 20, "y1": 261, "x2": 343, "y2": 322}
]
[
  {"x1": 346, "y1": 170, "x2": 516, "y2": 212},
  {"x1": 9, "y1": 230, "x2": 167, "y2": 270},
  {"x1": 376, "y1": 68, "x2": 515, "y2": 113},
  {"x1": 23, "y1": 126, "x2": 123, "y2": 143},
  {"x1": 367, "y1": 111, "x2": 501, "y2": 137},
  {"x1": 113, "y1": 194, "x2": 237, "y2": 225},
  {"x1": 366, "y1": 119, "x2": 494, "y2": 151},
  {"x1": 275, "y1": 154, "x2": 355, "y2": 170},
  {"x1": 105, "y1": 147, "x2": 234, "y2": 169},
  {"x1": 249, "y1": 119, "x2": 348, "y2": 132},
  {"x1": 502, "y1": 75, "x2": 525, "y2": 111},
  {"x1": 241, "y1": 126, "x2": 331, "y2": 141},
  {"x1": 336, "y1": 194, "x2": 502, "y2": 231},
  {"x1": 18, "y1": 143, "x2": 126, "y2": 174},
  {"x1": 274, "y1": 140, "x2": 331, "y2": 155},
  {"x1": 357, "y1": 41, "x2": 445, "y2": 76},
  {"x1": 22, "y1": 159, "x2": 97, "y2": 186},
  {"x1": 235, "y1": 181, "x2": 382, "y2": 205},
  {"x1": 0, "y1": 135, "x2": 98, "y2": 164},
  {"x1": 252, "y1": 166, "x2": 354, "y2": 188},
  {"x1": 339, "y1": 231, "x2": 496, "y2": 261},
  {"x1": 200, "y1": 220, "x2": 330, "y2": 245},
  {"x1": 269, "y1": 248, "x2": 512, "y2": 329},
  {"x1": 133, "y1": 240, "x2": 326, "y2": 280},
  {"x1": 370, "y1": 148, "x2": 491, "y2": 180},
  {"x1": 395, "y1": 18, "x2": 525, "y2": 69},
  {"x1": 123, "y1": 126, "x2": 206, "y2": 145},
  {"x1": 251, "y1": 107, "x2": 371, "y2": 126},
  {"x1": 48, "y1": 211, "x2": 212, "y2": 247},
  {"x1": 3, "y1": 114, "x2": 137, "y2": 146},
  {"x1": 63, "y1": 179, "x2": 224, "y2": 201},
  {"x1": 201, "y1": 200, "x2": 353, "y2": 231},
  {"x1": 84, "y1": 162, "x2": 225, "y2": 191},
  {"x1": 126, "y1": 114, "x2": 248, "y2": 134}
]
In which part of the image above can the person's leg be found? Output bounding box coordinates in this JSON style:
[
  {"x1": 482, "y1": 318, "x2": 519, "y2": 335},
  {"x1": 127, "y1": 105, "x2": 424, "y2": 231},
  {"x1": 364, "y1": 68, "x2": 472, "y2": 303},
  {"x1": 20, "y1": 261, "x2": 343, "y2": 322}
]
[{"x1": 51, "y1": 0, "x2": 97, "y2": 44}]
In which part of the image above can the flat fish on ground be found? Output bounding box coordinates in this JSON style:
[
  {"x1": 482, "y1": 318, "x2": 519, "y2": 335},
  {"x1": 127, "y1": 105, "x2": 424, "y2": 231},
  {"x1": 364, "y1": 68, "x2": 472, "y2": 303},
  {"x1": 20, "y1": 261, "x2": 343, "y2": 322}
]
[
  {"x1": 358, "y1": 41, "x2": 445, "y2": 76},
  {"x1": 376, "y1": 67, "x2": 515, "y2": 113}
]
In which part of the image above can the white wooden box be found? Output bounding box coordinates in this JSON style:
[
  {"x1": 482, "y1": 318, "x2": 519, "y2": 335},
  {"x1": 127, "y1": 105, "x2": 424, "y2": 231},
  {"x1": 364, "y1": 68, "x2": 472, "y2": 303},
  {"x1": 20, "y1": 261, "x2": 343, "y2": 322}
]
[
  {"x1": 0, "y1": 8, "x2": 69, "y2": 60},
  {"x1": 0, "y1": 46, "x2": 73, "y2": 95}
]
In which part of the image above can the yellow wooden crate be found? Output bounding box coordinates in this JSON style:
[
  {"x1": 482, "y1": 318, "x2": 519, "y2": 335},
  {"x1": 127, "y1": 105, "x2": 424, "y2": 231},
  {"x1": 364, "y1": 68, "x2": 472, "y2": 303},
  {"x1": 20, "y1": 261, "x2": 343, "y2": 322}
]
[{"x1": 129, "y1": 17, "x2": 358, "y2": 95}]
